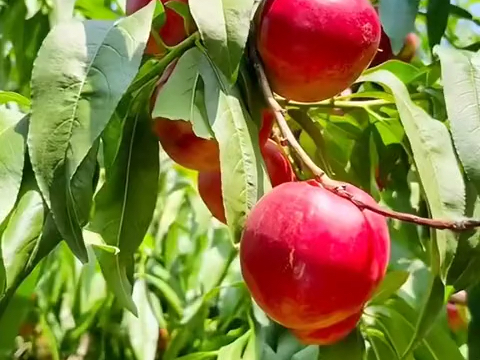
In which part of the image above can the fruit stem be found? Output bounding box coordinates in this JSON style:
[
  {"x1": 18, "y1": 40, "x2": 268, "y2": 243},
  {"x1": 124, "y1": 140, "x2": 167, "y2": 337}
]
[{"x1": 248, "y1": 38, "x2": 480, "y2": 232}]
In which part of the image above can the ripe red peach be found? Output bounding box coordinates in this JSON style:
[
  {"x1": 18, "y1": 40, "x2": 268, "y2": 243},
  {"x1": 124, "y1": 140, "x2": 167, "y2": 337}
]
[
  {"x1": 240, "y1": 180, "x2": 390, "y2": 344},
  {"x1": 256, "y1": 0, "x2": 381, "y2": 102}
]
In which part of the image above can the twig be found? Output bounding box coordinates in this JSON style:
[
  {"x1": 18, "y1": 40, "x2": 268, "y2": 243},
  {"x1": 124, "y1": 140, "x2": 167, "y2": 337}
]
[{"x1": 248, "y1": 38, "x2": 480, "y2": 232}]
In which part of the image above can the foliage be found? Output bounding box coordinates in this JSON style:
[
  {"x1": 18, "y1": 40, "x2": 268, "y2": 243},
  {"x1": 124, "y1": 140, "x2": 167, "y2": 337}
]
[{"x1": 0, "y1": 0, "x2": 480, "y2": 359}]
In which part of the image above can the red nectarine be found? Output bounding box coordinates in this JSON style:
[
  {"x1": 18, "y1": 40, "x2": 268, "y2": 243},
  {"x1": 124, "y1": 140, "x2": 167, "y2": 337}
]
[
  {"x1": 240, "y1": 180, "x2": 390, "y2": 344},
  {"x1": 256, "y1": 0, "x2": 381, "y2": 102}
]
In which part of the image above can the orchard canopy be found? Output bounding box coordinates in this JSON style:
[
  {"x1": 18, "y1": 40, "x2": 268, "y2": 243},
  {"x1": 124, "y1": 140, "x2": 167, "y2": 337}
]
[{"x1": 2, "y1": 0, "x2": 480, "y2": 359}]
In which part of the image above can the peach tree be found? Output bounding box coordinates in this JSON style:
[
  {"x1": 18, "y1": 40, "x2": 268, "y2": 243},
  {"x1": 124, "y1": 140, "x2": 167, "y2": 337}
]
[{"x1": 0, "y1": 0, "x2": 479, "y2": 359}]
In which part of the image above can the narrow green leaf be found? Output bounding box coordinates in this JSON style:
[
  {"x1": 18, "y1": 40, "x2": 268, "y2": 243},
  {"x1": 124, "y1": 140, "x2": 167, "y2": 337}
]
[
  {"x1": 435, "y1": 46, "x2": 480, "y2": 195},
  {"x1": 125, "y1": 279, "x2": 160, "y2": 360},
  {"x1": 48, "y1": 142, "x2": 98, "y2": 262},
  {"x1": 379, "y1": 0, "x2": 420, "y2": 54},
  {"x1": 152, "y1": 50, "x2": 213, "y2": 139},
  {"x1": 90, "y1": 100, "x2": 159, "y2": 313},
  {"x1": 366, "y1": 298, "x2": 464, "y2": 360},
  {"x1": 1, "y1": 183, "x2": 44, "y2": 292},
  {"x1": 318, "y1": 329, "x2": 365, "y2": 360},
  {"x1": 358, "y1": 69, "x2": 465, "y2": 276},
  {"x1": 28, "y1": 2, "x2": 156, "y2": 261},
  {"x1": 427, "y1": 0, "x2": 450, "y2": 49},
  {"x1": 370, "y1": 270, "x2": 410, "y2": 305},
  {"x1": 91, "y1": 109, "x2": 159, "y2": 259},
  {"x1": 217, "y1": 330, "x2": 251, "y2": 360},
  {"x1": 175, "y1": 352, "x2": 218, "y2": 360},
  {"x1": 197, "y1": 48, "x2": 270, "y2": 241},
  {"x1": 145, "y1": 274, "x2": 183, "y2": 317},
  {"x1": 358, "y1": 70, "x2": 465, "y2": 357},
  {"x1": 190, "y1": 0, "x2": 254, "y2": 82},
  {"x1": 0, "y1": 91, "x2": 30, "y2": 108},
  {"x1": 0, "y1": 107, "x2": 27, "y2": 226},
  {"x1": 446, "y1": 181, "x2": 480, "y2": 290},
  {"x1": 365, "y1": 329, "x2": 399, "y2": 360},
  {"x1": 95, "y1": 249, "x2": 137, "y2": 314}
]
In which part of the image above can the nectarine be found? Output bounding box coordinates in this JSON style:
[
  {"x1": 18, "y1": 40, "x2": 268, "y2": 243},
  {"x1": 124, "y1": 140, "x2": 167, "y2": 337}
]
[
  {"x1": 256, "y1": 0, "x2": 381, "y2": 102},
  {"x1": 240, "y1": 180, "x2": 390, "y2": 344}
]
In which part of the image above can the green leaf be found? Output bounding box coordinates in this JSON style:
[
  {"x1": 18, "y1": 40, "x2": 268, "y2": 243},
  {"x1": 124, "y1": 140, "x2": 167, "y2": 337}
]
[
  {"x1": 49, "y1": 142, "x2": 99, "y2": 262},
  {"x1": 28, "y1": 2, "x2": 156, "y2": 261},
  {"x1": 146, "y1": 274, "x2": 183, "y2": 317},
  {"x1": 125, "y1": 279, "x2": 160, "y2": 360},
  {"x1": 196, "y1": 48, "x2": 270, "y2": 241},
  {"x1": 435, "y1": 46, "x2": 480, "y2": 195},
  {"x1": 176, "y1": 48, "x2": 271, "y2": 241},
  {"x1": 447, "y1": 181, "x2": 480, "y2": 290},
  {"x1": 152, "y1": 50, "x2": 213, "y2": 139},
  {"x1": 379, "y1": 0, "x2": 420, "y2": 53},
  {"x1": 366, "y1": 297, "x2": 464, "y2": 360},
  {"x1": 359, "y1": 69, "x2": 466, "y2": 356},
  {"x1": 318, "y1": 329, "x2": 365, "y2": 360},
  {"x1": 217, "y1": 330, "x2": 251, "y2": 360},
  {"x1": 95, "y1": 249, "x2": 137, "y2": 314},
  {"x1": 0, "y1": 91, "x2": 31, "y2": 108},
  {"x1": 358, "y1": 69, "x2": 465, "y2": 277},
  {"x1": 175, "y1": 352, "x2": 218, "y2": 360},
  {"x1": 189, "y1": 0, "x2": 254, "y2": 82},
  {"x1": 1, "y1": 180, "x2": 44, "y2": 293},
  {"x1": 365, "y1": 329, "x2": 399, "y2": 360},
  {"x1": 0, "y1": 107, "x2": 27, "y2": 226},
  {"x1": 0, "y1": 162, "x2": 62, "y2": 302},
  {"x1": 90, "y1": 99, "x2": 159, "y2": 313},
  {"x1": 427, "y1": 0, "x2": 450, "y2": 49},
  {"x1": 370, "y1": 270, "x2": 410, "y2": 305},
  {"x1": 91, "y1": 107, "x2": 159, "y2": 259}
]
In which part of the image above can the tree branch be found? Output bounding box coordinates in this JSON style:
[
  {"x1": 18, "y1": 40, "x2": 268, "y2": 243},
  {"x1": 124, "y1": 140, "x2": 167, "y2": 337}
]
[{"x1": 248, "y1": 39, "x2": 480, "y2": 232}]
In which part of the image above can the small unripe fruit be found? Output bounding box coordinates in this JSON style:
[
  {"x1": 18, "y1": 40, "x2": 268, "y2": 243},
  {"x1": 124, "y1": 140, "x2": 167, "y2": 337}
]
[
  {"x1": 257, "y1": 0, "x2": 381, "y2": 102},
  {"x1": 197, "y1": 140, "x2": 296, "y2": 223},
  {"x1": 240, "y1": 181, "x2": 390, "y2": 344},
  {"x1": 126, "y1": 0, "x2": 193, "y2": 55}
]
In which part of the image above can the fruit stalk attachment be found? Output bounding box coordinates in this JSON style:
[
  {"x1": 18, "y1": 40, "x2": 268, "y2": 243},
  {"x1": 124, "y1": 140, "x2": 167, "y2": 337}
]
[{"x1": 248, "y1": 38, "x2": 480, "y2": 232}]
